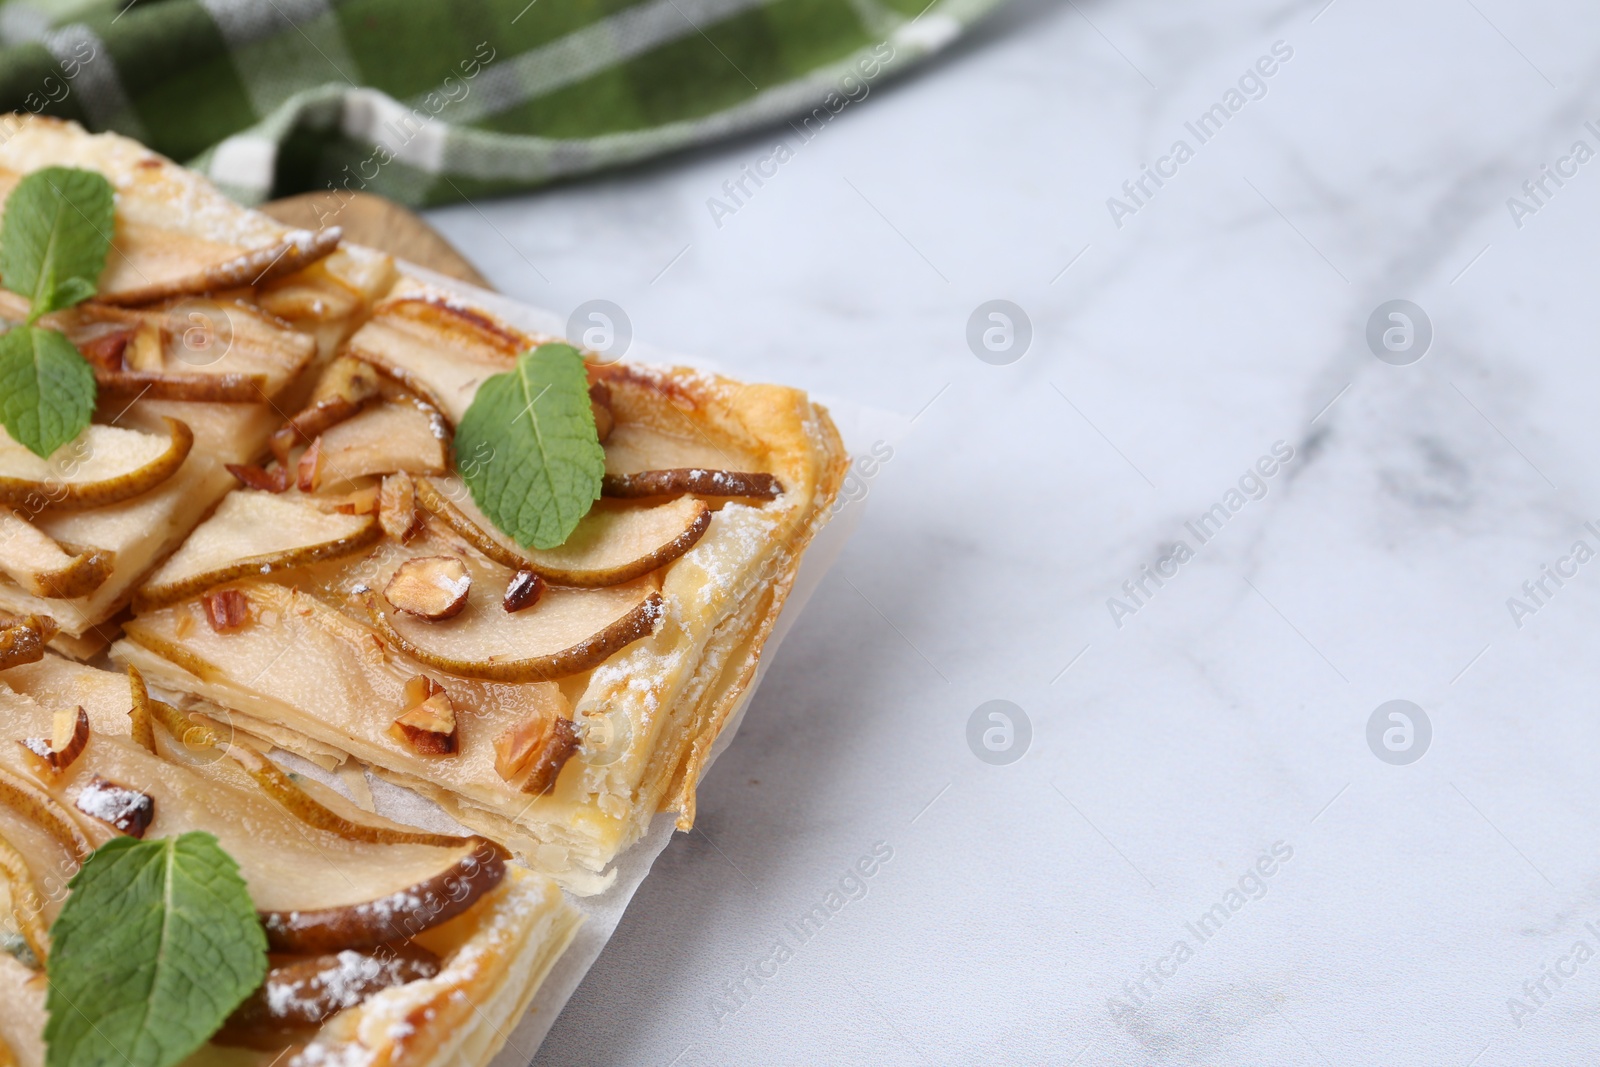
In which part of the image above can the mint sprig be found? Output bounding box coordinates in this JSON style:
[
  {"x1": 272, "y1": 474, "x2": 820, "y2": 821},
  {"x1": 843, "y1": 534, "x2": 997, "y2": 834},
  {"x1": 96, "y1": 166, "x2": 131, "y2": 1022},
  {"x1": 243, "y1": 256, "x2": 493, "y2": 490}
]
[
  {"x1": 456, "y1": 343, "x2": 605, "y2": 550},
  {"x1": 44, "y1": 833, "x2": 268, "y2": 1067},
  {"x1": 0, "y1": 326, "x2": 97, "y2": 460},
  {"x1": 0, "y1": 167, "x2": 114, "y2": 322},
  {"x1": 0, "y1": 166, "x2": 112, "y2": 458}
]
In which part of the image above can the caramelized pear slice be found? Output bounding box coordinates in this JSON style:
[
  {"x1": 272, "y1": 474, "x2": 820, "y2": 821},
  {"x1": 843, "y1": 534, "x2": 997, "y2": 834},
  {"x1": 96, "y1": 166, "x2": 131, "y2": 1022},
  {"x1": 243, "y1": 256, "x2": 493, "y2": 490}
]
[
  {"x1": 136, "y1": 491, "x2": 380, "y2": 610},
  {"x1": 216, "y1": 944, "x2": 441, "y2": 1049},
  {"x1": 270, "y1": 356, "x2": 382, "y2": 470},
  {"x1": 602, "y1": 468, "x2": 780, "y2": 501},
  {"x1": 0, "y1": 418, "x2": 193, "y2": 510},
  {"x1": 365, "y1": 576, "x2": 663, "y2": 683},
  {"x1": 0, "y1": 688, "x2": 504, "y2": 953},
  {"x1": 146, "y1": 695, "x2": 469, "y2": 849},
  {"x1": 260, "y1": 838, "x2": 505, "y2": 954},
  {"x1": 416, "y1": 477, "x2": 712, "y2": 588},
  {"x1": 0, "y1": 830, "x2": 48, "y2": 965},
  {"x1": 97, "y1": 224, "x2": 342, "y2": 306},
  {"x1": 0, "y1": 616, "x2": 55, "y2": 673},
  {"x1": 299, "y1": 401, "x2": 448, "y2": 493},
  {"x1": 345, "y1": 296, "x2": 528, "y2": 423},
  {"x1": 125, "y1": 665, "x2": 157, "y2": 754},
  {"x1": 94, "y1": 367, "x2": 269, "y2": 403},
  {"x1": 0, "y1": 766, "x2": 90, "y2": 861},
  {"x1": 0, "y1": 509, "x2": 113, "y2": 599}
]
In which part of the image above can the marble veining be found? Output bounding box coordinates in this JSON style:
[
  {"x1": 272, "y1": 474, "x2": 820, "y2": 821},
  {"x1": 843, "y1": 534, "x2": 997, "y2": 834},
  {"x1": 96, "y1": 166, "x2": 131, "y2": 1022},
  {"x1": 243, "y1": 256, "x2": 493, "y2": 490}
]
[{"x1": 431, "y1": 0, "x2": 1600, "y2": 1062}]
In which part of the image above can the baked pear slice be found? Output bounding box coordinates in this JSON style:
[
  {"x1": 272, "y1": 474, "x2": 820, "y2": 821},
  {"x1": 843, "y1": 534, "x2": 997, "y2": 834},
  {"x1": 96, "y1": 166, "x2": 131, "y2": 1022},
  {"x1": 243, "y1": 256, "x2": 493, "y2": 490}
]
[
  {"x1": 0, "y1": 509, "x2": 112, "y2": 599},
  {"x1": 136, "y1": 490, "x2": 380, "y2": 610},
  {"x1": 0, "y1": 827, "x2": 49, "y2": 964},
  {"x1": 0, "y1": 418, "x2": 193, "y2": 511},
  {"x1": 345, "y1": 294, "x2": 527, "y2": 423},
  {"x1": 299, "y1": 400, "x2": 449, "y2": 493},
  {"x1": 100, "y1": 226, "x2": 342, "y2": 306},
  {"x1": 0, "y1": 685, "x2": 506, "y2": 954},
  {"x1": 367, "y1": 572, "x2": 664, "y2": 683},
  {"x1": 0, "y1": 617, "x2": 57, "y2": 674},
  {"x1": 416, "y1": 476, "x2": 712, "y2": 588}
]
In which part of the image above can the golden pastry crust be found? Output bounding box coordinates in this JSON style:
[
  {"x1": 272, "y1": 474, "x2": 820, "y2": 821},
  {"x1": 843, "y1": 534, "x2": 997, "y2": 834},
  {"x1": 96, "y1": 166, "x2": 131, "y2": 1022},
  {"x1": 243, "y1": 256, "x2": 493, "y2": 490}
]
[{"x1": 115, "y1": 280, "x2": 850, "y2": 891}]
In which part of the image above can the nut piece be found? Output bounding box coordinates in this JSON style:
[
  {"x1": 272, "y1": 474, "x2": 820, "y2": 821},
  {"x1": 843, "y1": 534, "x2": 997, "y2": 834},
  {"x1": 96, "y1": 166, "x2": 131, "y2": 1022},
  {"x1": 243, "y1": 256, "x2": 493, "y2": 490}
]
[
  {"x1": 492, "y1": 715, "x2": 580, "y2": 795},
  {"x1": 225, "y1": 462, "x2": 288, "y2": 493},
  {"x1": 390, "y1": 675, "x2": 458, "y2": 756},
  {"x1": 590, "y1": 381, "x2": 614, "y2": 444},
  {"x1": 503, "y1": 570, "x2": 545, "y2": 613},
  {"x1": 323, "y1": 485, "x2": 380, "y2": 516},
  {"x1": 17, "y1": 707, "x2": 90, "y2": 778},
  {"x1": 78, "y1": 328, "x2": 132, "y2": 370},
  {"x1": 378, "y1": 472, "x2": 423, "y2": 542},
  {"x1": 296, "y1": 436, "x2": 325, "y2": 492},
  {"x1": 384, "y1": 556, "x2": 471, "y2": 620},
  {"x1": 74, "y1": 775, "x2": 156, "y2": 838},
  {"x1": 203, "y1": 589, "x2": 252, "y2": 634}
]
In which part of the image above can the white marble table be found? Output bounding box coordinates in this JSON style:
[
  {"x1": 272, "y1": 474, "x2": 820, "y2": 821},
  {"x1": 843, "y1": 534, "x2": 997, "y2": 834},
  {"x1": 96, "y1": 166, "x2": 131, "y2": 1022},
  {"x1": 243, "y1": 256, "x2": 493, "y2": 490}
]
[{"x1": 428, "y1": 1, "x2": 1600, "y2": 1062}]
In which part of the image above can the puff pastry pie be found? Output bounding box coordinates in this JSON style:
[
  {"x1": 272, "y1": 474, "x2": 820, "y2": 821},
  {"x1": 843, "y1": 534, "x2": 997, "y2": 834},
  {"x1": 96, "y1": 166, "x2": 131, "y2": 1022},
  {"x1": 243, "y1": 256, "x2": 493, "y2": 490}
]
[
  {"x1": 116, "y1": 279, "x2": 849, "y2": 891},
  {"x1": 0, "y1": 112, "x2": 847, "y2": 1065}
]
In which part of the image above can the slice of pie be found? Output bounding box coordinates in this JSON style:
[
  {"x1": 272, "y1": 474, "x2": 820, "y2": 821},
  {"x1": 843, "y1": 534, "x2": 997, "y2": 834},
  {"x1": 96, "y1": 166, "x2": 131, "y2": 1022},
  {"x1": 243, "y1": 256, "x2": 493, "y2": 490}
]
[
  {"x1": 0, "y1": 653, "x2": 580, "y2": 1067},
  {"x1": 0, "y1": 117, "x2": 395, "y2": 657},
  {"x1": 116, "y1": 279, "x2": 850, "y2": 891}
]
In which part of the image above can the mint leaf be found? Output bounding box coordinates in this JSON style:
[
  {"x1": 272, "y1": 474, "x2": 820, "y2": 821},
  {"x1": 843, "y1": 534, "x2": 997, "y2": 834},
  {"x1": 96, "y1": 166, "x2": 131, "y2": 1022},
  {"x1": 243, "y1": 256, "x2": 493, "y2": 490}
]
[
  {"x1": 457, "y1": 343, "x2": 605, "y2": 550},
  {"x1": 0, "y1": 326, "x2": 96, "y2": 458},
  {"x1": 45, "y1": 833, "x2": 268, "y2": 1067},
  {"x1": 0, "y1": 167, "x2": 114, "y2": 320}
]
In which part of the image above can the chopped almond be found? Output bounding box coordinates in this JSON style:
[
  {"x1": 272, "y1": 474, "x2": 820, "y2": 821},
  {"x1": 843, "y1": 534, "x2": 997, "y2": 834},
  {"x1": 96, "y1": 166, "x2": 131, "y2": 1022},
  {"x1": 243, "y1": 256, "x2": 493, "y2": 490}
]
[
  {"x1": 123, "y1": 322, "x2": 165, "y2": 371},
  {"x1": 379, "y1": 472, "x2": 423, "y2": 541},
  {"x1": 492, "y1": 715, "x2": 579, "y2": 794},
  {"x1": 384, "y1": 556, "x2": 470, "y2": 620},
  {"x1": 225, "y1": 462, "x2": 288, "y2": 493},
  {"x1": 321, "y1": 485, "x2": 380, "y2": 516},
  {"x1": 297, "y1": 436, "x2": 325, "y2": 492},
  {"x1": 17, "y1": 707, "x2": 90, "y2": 777},
  {"x1": 77, "y1": 329, "x2": 131, "y2": 370},
  {"x1": 203, "y1": 589, "x2": 251, "y2": 633},
  {"x1": 390, "y1": 676, "x2": 458, "y2": 756},
  {"x1": 503, "y1": 570, "x2": 545, "y2": 613},
  {"x1": 74, "y1": 775, "x2": 156, "y2": 838}
]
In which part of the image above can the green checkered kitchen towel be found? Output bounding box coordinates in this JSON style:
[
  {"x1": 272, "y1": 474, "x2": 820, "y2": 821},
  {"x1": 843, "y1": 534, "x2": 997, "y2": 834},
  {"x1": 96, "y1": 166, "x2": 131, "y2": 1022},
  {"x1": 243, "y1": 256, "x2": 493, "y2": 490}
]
[{"x1": 0, "y1": 0, "x2": 1002, "y2": 207}]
